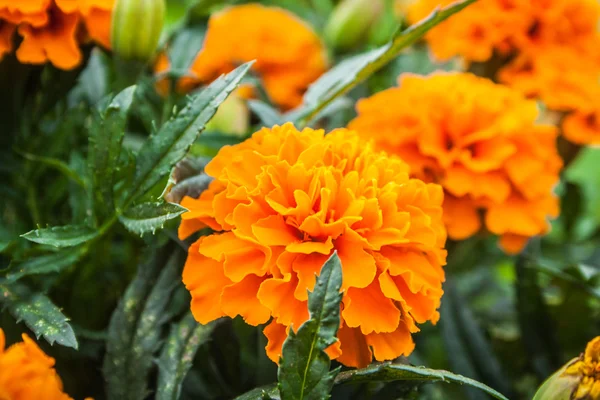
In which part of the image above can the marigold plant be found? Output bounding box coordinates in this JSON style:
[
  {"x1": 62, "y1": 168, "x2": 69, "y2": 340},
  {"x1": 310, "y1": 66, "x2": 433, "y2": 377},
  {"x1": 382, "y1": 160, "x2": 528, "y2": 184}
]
[
  {"x1": 0, "y1": 329, "x2": 81, "y2": 400},
  {"x1": 349, "y1": 72, "x2": 562, "y2": 254},
  {"x1": 0, "y1": 0, "x2": 113, "y2": 69},
  {"x1": 155, "y1": 4, "x2": 328, "y2": 109},
  {"x1": 178, "y1": 123, "x2": 447, "y2": 368}
]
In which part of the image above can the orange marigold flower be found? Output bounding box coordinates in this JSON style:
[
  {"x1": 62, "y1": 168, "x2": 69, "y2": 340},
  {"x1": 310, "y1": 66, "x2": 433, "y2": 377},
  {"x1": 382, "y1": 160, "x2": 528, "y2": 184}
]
[
  {"x1": 348, "y1": 72, "x2": 562, "y2": 254},
  {"x1": 179, "y1": 123, "x2": 447, "y2": 368},
  {"x1": 406, "y1": 0, "x2": 600, "y2": 112},
  {"x1": 0, "y1": 0, "x2": 113, "y2": 68},
  {"x1": 155, "y1": 4, "x2": 328, "y2": 110},
  {"x1": 0, "y1": 329, "x2": 74, "y2": 400},
  {"x1": 563, "y1": 336, "x2": 600, "y2": 399}
]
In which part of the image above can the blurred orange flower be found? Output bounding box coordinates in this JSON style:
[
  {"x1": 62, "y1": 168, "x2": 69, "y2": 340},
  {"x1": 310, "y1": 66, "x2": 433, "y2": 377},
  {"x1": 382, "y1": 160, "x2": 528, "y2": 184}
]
[
  {"x1": 0, "y1": 0, "x2": 113, "y2": 69},
  {"x1": 0, "y1": 329, "x2": 77, "y2": 400},
  {"x1": 406, "y1": 0, "x2": 600, "y2": 117},
  {"x1": 179, "y1": 123, "x2": 447, "y2": 368},
  {"x1": 155, "y1": 4, "x2": 328, "y2": 110},
  {"x1": 349, "y1": 72, "x2": 562, "y2": 254}
]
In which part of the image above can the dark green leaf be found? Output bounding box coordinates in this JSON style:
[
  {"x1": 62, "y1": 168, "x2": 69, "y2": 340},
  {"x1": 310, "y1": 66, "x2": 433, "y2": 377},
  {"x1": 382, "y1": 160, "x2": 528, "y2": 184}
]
[
  {"x1": 333, "y1": 362, "x2": 509, "y2": 400},
  {"x1": 0, "y1": 281, "x2": 78, "y2": 348},
  {"x1": 248, "y1": 100, "x2": 284, "y2": 126},
  {"x1": 103, "y1": 246, "x2": 184, "y2": 400},
  {"x1": 4, "y1": 246, "x2": 86, "y2": 282},
  {"x1": 71, "y1": 48, "x2": 110, "y2": 106},
  {"x1": 21, "y1": 225, "x2": 98, "y2": 248},
  {"x1": 123, "y1": 62, "x2": 253, "y2": 206},
  {"x1": 515, "y1": 254, "x2": 561, "y2": 379},
  {"x1": 289, "y1": 0, "x2": 476, "y2": 125},
  {"x1": 16, "y1": 150, "x2": 86, "y2": 187},
  {"x1": 89, "y1": 86, "x2": 136, "y2": 214},
  {"x1": 118, "y1": 201, "x2": 187, "y2": 235},
  {"x1": 235, "y1": 384, "x2": 280, "y2": 400},
  {"x1": 166, "y1": 26, "x2": 206, "y2": 77},
  {"x1": 278, "y1": 252, "x2": 343, "y2": 400},
  {"x1": 156, "y1": 313, "x2": 216, "y2": 400}
]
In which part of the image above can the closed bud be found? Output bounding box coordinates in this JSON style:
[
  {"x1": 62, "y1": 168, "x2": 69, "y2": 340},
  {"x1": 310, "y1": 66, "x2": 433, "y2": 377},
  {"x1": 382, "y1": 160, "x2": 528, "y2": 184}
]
[
  {"x1": 533, "y1": 337, "x2": 600, "y2": 400},
  {"x1": 111, "y1": 0, "x2": 166, "y2": 62},
  {"x1": 324, "y1": 0, "x2": 384, "y2": 50}
]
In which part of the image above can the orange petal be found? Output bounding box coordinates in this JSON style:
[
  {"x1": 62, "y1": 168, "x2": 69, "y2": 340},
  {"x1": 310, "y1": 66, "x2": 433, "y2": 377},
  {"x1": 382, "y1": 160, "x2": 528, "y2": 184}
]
[
  {"x1": 443, "y1": 195, "x2": 481, "y2": 240},
  {"x1": 0, "y1": 22, "x2": 15, "y2": 60},
  {"x1": 252, "y1": 214, "x2": 300, "y2": 247},
  {"x1": 83, "y1": 7, "x2": 111, "y2": 48},
  {"x1": 342, "y1": 277, "x2": 400, "y2": 334},
  {"x1": 286, "y1": 237, "x2": 334, "y2": 255},
  {"x1": 182, "y1": 241, "x2": 231, "y2": 324},
  {"x1": 498, "y1": 233, "x2": 528, "y2": 255},
  {"x1": 16, "y1": 10, "x2": 82, "y2": 70},
  {"x1": 264, "y1": 320, "x2": 288, "y2": 364},
  {"x1": 335, "y1": 232, "x2": 377, "y2": 290},
  {"x1": 257, "y1": 276, "x2": 309, "y2": 329},
  {"x1": 365, "y1": 322, "x2": 415, "y2": 361},
  {"x1": 336, "y1": 323, "x2": 372, "y2": 368},
  {"x1": 221, "y1": 274, "x2": 271, "y2": 326},
  {"x1": 290, "y1": 252, "x2": 330, "y2": 301}
]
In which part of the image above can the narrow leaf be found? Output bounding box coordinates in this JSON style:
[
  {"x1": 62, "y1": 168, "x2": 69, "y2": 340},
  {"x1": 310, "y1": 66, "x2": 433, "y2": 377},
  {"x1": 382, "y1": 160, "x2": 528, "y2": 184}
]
[
  {"x1": 89, "y1": 86, "x2": 136, "y2": 214},
  {"x1": 289, "y1": 0, "x2": 476, "y2": 125},
  {"x1": 103, "y1": 246, "x2": 184, "y2": 400},
  {"x1": 248, "y1": 100, "x2": 284, "y2": 126},
  {"x1": 0, "y1": 281, "x2": 78, "y2": 348},
  {"x1": 156, "y1": 313, "x2": 216, "y2": 400},
  {"x1": 235, "y1": 384, "x2": 280, "y2": 400},
  {"x1": 118, "y1": 201, "x2": 187, "y2": 235},
  {"x1": 124, "y1": 62, "x2": 253, "y2": 206},
  {"x1": 333, "y1": 362, "x2": 509, "y2": 400},
  {"x1": 21, "y1": 225, "x2": 98, "y2": 248},
  {"x1": 278, "y1": 252, "x2": 343, "y2": 400},
  {"x1": 5, "y1": 246, "x2": 85, "y2": 282}
]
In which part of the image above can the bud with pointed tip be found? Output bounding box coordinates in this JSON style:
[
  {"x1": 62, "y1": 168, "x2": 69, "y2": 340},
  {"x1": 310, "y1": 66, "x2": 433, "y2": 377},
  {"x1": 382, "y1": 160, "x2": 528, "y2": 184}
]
[
  {"x1": 324, "y1": 0, "x2": 384, "y2": 50},
  {"x1": 111, "y1": 0, "x2": 166, "y2": 62}
]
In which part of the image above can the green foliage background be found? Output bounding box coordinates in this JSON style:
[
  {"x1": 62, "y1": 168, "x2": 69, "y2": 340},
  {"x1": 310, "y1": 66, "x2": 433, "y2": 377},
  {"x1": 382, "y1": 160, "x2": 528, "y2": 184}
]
[{"x1": 1, "y1": 0, "x2": 599, "y2": 399}]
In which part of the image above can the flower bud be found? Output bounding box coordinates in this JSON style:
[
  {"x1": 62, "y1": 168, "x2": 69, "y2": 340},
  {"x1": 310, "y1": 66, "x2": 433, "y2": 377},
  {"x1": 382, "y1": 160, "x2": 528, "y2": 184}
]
[
  {"x1": 111, "y1": 0, "x2": 166, "y2": 62},
  {"x1": 205, "y1": 92, "x2": 249, "y2": 137},
  {"x1": 533, "y1": 337, "x2": 600, "y2": 400},
  {"x1": 324, "y1": 0, "x2": 384, "y2": 50}
]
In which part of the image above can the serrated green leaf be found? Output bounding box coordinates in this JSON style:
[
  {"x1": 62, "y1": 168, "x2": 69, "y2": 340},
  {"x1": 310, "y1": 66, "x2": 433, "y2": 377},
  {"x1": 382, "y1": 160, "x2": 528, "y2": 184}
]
[
  {"x1": 89, "y1": 86, "x2": 136, "y2": 215},
  {"x1": 278, "y1": 252, "x2": 343, "y2": 400},
  {"x1": 288, "y1": 0, "x2": 476, "y2": 125},
  {"x1": 333, "y1": 362, "x2": 509, "y2": 400},
  {"x1": 0, "y1": 281, "x2": 78, "y2": 348},
  {"x1": 118, "y1": 201, "x2": 187, "y2": 235},
  {"x1": 123, "y1": 62, "x2": 253, "y2": 206},
  {"x1": 21, "y1": 225, "x2": 98, "y2": 248},
  {"x1": 4, "y1": 246, "x2": 85, "y2": 282},
  {"x1": 103, "y1": 246, "x2": 184, "y2": 400},
  {"x1": 156, "y1": 313, "x2": 216, "y2": 400},
  {"x1": 72, "y1": 48, "x2": 110, "y2": 105}
]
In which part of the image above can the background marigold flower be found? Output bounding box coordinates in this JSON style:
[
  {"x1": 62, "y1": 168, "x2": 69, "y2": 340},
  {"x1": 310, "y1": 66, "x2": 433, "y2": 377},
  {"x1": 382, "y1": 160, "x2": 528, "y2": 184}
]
[
  {"x1": 406, "y1": 0, "x2": 600, "y2": 114},
  {"x1": 155, "y1": 4, "x2": 328, "y2": 110},
  {"x1": 0, "y1": 0, "x2": 113, "y2": 69},
  {"x1": 348, "y1": 72, "x2": 562, "y2": 254},
  {"x1": 0, "y1": 328, "x2": 73, "y2": 400},
  {"x1": 179, "y1": 123, "x2": 447, "y2": 368}
]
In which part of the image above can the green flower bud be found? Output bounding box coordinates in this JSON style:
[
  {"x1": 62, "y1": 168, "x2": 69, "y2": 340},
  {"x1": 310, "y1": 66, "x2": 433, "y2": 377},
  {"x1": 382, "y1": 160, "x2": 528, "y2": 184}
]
[
  {"x1": 111, "y1": 0, "x2": 166, "y2": 62},
  {"x1": 205, "y1": 93, "x2": 249, "y2": 137},
  {"x1": 324, "y1": 0, "x2": 384, "y2": 51}
]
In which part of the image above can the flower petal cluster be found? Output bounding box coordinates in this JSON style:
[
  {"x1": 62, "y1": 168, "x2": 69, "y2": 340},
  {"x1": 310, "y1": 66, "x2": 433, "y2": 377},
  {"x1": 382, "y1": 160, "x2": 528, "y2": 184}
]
[
  {"x1": 179, "y1": 123, "x2": 447, "y2": 368},
  {"x1": 563, "y1": 336, "x2": 600, "y2": 399},
  {"x1": 348, "y1": 72, "x2": 562, "y2": 254},
  {"x1": 0, "y1": 0, "x2": 113, "y2": 69},
  {"x1": 0, "y1": 329, "x2": 76, "y2": 400},
  {"x1": 155, "y1": 4, "x2": 328, "y2": 110},
  {"x1": 406, "y1": 0, "x2": 600, "y2": 144}
]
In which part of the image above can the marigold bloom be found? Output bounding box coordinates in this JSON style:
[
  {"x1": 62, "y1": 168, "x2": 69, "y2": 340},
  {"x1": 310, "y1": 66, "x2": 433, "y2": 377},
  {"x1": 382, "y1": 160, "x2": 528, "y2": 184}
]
[
  {"x1": 179, "y1": 123, "x2": 447, "y2": 368},
  {"x1": 563, "y1": 108, "x2": 600, "y2": 146},
  {"x1": 0, "y1": 0, "x2": 113, "y2": 69},
  {"x1": 348, "y1": 72, "x2": 562, "y2": 254},
  {"x1": 155, "y1": 4, "x2": 328, "y2": 110},
  {"x1": 0, "y1": 329, "x2": 72, "y2": 400},
  {"x1": 406, "y1": 0, "x2": 600, "y2": 112},
  {"x1": 563, "y1": 336, "x2": 600, "y2": 399}
]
